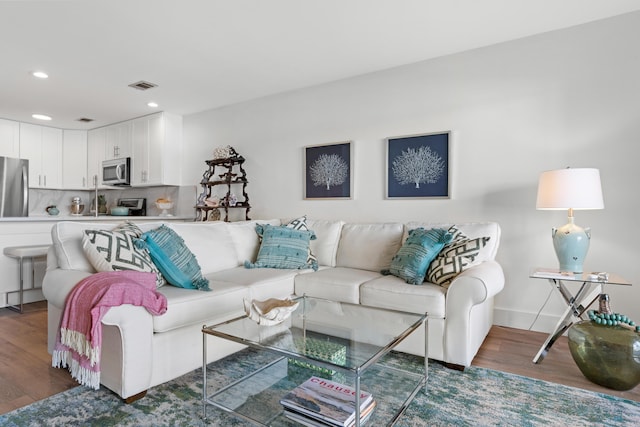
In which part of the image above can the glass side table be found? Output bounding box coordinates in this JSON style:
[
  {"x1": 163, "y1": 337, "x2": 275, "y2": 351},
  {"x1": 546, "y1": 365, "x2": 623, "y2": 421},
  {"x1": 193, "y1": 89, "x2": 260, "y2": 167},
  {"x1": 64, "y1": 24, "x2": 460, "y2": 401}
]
[{"x1": 530, "y1": 268, "x2": 631, "y2": 363}]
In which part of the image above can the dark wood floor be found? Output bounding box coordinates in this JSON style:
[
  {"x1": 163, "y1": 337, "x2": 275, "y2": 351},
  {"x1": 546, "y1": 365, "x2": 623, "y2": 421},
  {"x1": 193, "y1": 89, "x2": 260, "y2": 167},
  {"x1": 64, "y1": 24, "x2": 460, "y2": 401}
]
[{"x1": 0, "y1": 302, "x2": 638, "y2": 415}]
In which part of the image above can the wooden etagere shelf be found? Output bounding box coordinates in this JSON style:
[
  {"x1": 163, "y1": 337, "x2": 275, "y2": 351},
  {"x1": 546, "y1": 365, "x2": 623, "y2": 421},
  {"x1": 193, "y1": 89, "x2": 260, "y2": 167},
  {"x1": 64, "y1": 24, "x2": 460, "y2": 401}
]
[{"x1": 195, "y1": 148, "x2": 251, "y2": 222}]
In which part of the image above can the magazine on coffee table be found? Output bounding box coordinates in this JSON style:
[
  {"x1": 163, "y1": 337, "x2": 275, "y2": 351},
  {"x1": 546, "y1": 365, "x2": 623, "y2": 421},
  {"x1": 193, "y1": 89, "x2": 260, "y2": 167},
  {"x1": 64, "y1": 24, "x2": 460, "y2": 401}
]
[
  {"x1": 280, "y1": 376, "x2": 374, "y2": 427},
  {"x1": 284, "y1": 400, "x2": 376, "y2": 427}
]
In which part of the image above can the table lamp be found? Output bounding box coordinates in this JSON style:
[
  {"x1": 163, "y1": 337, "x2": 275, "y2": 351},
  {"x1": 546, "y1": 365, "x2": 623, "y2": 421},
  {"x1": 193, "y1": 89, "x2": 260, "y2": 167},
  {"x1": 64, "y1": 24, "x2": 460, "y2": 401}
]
[{"x1": 536, "y1": 168, "x2": 604, "y2": 273}]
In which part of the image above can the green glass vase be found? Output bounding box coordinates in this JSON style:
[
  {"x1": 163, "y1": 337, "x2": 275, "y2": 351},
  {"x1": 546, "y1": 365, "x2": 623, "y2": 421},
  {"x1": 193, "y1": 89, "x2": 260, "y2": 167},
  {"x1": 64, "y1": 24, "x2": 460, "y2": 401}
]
[{"x1": 568, "y1": 320, "x2": 640, "y2": 391}]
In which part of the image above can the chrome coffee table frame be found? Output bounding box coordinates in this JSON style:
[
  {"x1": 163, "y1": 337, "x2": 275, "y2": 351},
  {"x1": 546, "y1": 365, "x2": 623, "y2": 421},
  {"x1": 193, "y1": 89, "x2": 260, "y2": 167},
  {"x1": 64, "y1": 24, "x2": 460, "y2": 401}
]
[{"x1": 202, "y1": 296, "x2": 428, "y2": 426}]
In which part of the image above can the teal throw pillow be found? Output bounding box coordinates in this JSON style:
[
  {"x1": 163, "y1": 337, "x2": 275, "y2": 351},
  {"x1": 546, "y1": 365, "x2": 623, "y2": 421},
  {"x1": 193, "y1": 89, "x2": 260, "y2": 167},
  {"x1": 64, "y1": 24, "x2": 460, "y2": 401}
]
[
  {"x1": 284, "y1": 215, "x2": 318, "y2": 268},
  {"x1": 382, "y1": 228, "x2": 452, "y2": 285},
  {"x1": 136, "y1": 225, "x2": 210, "y2": 291},
  {"x1": 245, "y1": 224, "x2": 317, "y2": 270}
]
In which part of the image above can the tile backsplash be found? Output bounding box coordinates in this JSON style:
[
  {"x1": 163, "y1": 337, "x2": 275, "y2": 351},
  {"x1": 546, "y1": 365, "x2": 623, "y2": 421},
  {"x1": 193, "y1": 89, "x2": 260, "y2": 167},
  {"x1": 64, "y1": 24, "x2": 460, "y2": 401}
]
[{"x1": 30, "y1": 185, "x2": 197, "y2": 217}]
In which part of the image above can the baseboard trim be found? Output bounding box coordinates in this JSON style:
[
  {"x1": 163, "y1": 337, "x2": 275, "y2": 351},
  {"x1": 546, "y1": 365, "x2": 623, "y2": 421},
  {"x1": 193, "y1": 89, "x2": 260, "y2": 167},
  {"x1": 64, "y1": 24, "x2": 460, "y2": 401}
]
[{"x1": 493, "y1": 307, "x2": 561, "y2": 334}]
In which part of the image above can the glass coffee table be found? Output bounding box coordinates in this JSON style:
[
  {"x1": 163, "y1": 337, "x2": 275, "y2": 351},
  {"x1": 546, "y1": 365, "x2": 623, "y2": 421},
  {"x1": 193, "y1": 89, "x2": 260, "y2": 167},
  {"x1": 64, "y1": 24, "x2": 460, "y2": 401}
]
[{"x1": 202, "y1": 296, "x2": 428, "y2": 426}]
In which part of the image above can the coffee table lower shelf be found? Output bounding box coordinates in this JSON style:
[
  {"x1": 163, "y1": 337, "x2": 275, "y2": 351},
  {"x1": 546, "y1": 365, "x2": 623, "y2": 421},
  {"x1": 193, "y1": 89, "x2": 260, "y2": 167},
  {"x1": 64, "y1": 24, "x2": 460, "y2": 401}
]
[{"x1": 202, "y1": 350, "x2": 426, "y2": 426}]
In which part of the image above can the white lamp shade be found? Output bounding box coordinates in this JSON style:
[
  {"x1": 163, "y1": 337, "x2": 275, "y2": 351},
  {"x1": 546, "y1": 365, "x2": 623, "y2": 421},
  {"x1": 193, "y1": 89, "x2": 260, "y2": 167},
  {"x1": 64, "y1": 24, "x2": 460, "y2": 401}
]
[{"x1": 536, "y1": 168, "x2": 604, "y2": 210}]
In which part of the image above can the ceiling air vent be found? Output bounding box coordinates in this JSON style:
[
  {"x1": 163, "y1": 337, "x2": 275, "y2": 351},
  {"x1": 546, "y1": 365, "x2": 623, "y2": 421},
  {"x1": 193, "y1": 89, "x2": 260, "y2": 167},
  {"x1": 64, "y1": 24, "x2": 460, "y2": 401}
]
[
  {"x1": 128, "y1": 80, "x2": 158, "y2": 91},
  {"x1": 76, "y1": 117, "x2": 94, "y2": 123}
]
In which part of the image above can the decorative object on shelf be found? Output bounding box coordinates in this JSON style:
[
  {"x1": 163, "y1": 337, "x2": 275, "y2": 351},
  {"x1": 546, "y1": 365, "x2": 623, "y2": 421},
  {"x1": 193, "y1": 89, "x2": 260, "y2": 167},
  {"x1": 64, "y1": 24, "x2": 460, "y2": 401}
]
[
  {"x1": 568, "y1": 294, "x2": 640, "y2": 391},
  {"x1": 46, "y1": 205, "x2": 59, "y2": 216},
  {"x1": 195, "y1": 147, "x2": 250, "y2": 222},
  {"x1": 155, "y1": 198, "x2": 174, "y2": 217},
  {"x1": 304, "y1": 141, "x2": 352, "y2": 199},
  {"x1": 204, "y1": 196, "x2": 220, "y2": 207},
  {"x1": 208, "y1": 208, "x2": 221, "y2": 221},
  {"x1": 386, "y1": 131, "x2": 450, "y2": 199},
  {"x1": 243, "y1": 298, "x2": 299, "y2": 326},
  {"x1": 536, "y1": 168, "x2": 604, "y2": 273},
  {"x1": 212, "y1": 145, "x2": 233, "y2": 160}
]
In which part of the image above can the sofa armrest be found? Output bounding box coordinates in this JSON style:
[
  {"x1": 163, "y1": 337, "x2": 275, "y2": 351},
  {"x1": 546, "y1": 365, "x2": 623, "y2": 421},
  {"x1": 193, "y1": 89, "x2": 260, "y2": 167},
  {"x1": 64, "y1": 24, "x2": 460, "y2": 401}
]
[
  {"x1": 101, "y1": 305, "x2": 154, "y2": 399},
  {"x1": 42, "y1": 268, "x2": 93, "y2": 309},
  {"x1": 443, "y1": 260, "x2": 505, "y2": 366},
  {"x1": 445, "y1": 260, "x2": 505, "y2": 310}
]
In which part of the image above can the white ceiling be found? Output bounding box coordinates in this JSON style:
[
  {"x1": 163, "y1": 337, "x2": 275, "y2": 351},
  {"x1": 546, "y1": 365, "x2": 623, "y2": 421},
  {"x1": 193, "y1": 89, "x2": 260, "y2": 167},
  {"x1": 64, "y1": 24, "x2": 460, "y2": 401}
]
[{"x1": 2, "y1": 0, "x2": 640, "y2": 130}]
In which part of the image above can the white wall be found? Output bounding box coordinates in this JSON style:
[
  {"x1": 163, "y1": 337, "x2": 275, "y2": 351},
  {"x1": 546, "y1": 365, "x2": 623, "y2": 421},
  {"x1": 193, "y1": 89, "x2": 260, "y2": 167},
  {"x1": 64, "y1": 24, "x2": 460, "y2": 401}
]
[{"x1": 182, "y1": 12, "x2": 640, "y2": 332}]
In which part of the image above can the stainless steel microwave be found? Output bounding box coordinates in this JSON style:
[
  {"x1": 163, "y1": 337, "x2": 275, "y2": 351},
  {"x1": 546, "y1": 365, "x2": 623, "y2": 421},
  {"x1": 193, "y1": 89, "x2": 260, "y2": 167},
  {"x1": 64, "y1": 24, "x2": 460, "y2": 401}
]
[{"x1": 102, "y1": 157, "x2": 131, "y2": 186}]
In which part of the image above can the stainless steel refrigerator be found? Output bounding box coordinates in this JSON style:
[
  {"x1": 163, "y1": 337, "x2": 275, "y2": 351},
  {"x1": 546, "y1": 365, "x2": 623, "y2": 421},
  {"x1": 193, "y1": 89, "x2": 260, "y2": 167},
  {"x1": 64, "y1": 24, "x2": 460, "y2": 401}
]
[{"x1": 0, "y1": 156, "x2": 29, "y2": 217}]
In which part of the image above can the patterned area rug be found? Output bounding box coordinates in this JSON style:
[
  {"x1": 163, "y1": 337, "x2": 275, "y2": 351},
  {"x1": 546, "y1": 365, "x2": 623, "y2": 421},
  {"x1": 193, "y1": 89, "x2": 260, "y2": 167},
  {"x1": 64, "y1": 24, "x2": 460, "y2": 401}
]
[{"x1": 1, "y1": 348, "x2": 639, "y2": 427}]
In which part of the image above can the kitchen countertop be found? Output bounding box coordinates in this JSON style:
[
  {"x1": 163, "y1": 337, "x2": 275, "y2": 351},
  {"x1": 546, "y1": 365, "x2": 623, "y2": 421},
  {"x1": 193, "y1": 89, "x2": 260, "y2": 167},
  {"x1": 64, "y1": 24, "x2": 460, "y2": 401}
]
[{"x1": 0, "y1": 215, "x2": 196, "y2": 222}]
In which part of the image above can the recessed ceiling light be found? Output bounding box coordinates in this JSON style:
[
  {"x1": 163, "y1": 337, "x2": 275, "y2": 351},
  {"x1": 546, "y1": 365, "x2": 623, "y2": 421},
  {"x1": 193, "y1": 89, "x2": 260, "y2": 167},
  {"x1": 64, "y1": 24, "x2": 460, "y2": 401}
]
[
  {"x1": 147, "y1": 102, "x2": 159, "y2": 108},
  {"x1": 32, "y1": 114, "x2": 52, "y2": 121},
  {"x1": 32, "y1": 71, "x2": 49, "y2": 79}
]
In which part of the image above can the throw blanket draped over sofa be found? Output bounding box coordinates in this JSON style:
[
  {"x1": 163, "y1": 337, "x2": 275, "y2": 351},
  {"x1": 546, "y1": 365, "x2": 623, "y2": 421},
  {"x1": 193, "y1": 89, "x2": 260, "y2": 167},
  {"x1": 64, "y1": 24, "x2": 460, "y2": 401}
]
[
  {"x1": 53, "y1": 271, "x2": 167, "y2": 389},
  {"x1": 43, "y1": 218, "x2": 504, "y2": 400}
]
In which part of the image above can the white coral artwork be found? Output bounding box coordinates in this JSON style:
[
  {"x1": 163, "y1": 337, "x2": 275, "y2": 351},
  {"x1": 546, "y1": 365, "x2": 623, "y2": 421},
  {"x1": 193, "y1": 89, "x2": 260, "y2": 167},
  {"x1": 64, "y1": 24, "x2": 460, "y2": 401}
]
[
  {"x1": 392, "y1": 146, "x2": 445, "y2": 188},
  {"x1": 212, "y1": 145, "x2": 232, "y2": 160},
  {"x1": 309, "y1": 154, "x2": 348, "y2": 190}
]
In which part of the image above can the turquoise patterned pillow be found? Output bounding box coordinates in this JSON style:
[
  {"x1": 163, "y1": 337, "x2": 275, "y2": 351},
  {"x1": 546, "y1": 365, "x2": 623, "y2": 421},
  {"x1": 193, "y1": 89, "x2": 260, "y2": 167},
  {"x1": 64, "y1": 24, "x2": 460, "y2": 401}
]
[
  {"x1": 245, "y1": 224, "x2": 317, "y2": 270},
  {"x1": 136, "y1": 225, "x2": 210, "y2": 291},
  {"x1": 382, "y1": 228, "x2": 452, "y2": 285}
]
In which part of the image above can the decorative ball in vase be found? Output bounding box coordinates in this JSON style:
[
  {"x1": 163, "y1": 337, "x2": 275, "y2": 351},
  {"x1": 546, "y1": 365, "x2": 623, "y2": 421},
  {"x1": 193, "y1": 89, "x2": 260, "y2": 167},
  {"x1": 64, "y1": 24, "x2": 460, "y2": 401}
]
[{"x1": 567, "y1": 298, "x2": 640, "y2": 391}]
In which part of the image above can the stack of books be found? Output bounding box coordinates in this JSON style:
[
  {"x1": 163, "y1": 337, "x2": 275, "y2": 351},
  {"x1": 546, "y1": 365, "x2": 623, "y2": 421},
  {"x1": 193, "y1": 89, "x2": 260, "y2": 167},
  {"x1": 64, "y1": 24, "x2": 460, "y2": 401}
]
[{"x1": 280, "y1": 376, "x2": 376, "y2": 427}]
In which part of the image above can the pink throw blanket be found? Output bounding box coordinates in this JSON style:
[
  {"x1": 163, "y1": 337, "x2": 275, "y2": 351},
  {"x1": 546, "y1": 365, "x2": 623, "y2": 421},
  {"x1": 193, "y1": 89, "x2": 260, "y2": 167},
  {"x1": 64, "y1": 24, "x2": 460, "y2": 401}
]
[{"x1": 52, "y1": 271, "x2": 167, "y2": 389}]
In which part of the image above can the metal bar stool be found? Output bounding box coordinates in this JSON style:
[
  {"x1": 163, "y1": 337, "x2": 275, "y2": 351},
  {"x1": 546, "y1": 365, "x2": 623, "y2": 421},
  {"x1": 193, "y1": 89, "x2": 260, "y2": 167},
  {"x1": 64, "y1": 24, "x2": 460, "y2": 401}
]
[{"x1": 3, "y1": 245, "x2": 50, "y2": 313}]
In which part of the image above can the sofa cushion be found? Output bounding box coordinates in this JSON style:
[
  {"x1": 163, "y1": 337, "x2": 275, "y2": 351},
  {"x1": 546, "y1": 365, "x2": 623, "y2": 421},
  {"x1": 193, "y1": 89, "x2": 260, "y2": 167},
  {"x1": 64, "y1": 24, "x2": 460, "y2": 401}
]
[
  {"x1": 167, "y1": 222, "x2": 238, "y2": 274},
  {"x1": 153, "y1": 282, "x2": 249, "y2": 333},
  {"x1": 81, "y1": 228, "x2": 164, "y2": 288},
  {"x1": 211, "y1": 266, "x2": 301, "y2": 302},
  {"x1": 294, "y1": 267, "x2": 382, "y2": 304},
  {"x1": 383, "y1": 228, "x2": 452, "y2": 285},
  {"x1": 336, "y1": 223, "x2": 404, "y2": 272},
  {"x1": 360, "y1": 275, "x2": 447, "y2": 318},
  {"x1": 245, "y1": 224, "x2": 317, "y2": 270},
  {"x1": 305, "y1": 219, "x2": 344, "y2": 267},
  {"x1": 138, "y1": 225, "x2": 210, "y2": 291}
]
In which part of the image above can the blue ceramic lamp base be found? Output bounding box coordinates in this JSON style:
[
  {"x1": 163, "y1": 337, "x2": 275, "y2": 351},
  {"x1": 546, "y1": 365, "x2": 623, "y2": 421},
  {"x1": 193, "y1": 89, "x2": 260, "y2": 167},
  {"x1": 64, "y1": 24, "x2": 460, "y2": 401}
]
[{"x1": 552, "y1": 217, "x2": 591, "y2": 273}]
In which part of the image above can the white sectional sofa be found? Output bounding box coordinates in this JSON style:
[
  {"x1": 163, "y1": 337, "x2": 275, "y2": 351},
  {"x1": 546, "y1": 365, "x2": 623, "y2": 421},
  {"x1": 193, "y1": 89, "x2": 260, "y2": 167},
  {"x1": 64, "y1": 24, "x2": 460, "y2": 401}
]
[{"x1": 42, "y1": 218, "x2": 504, "y2": 401}]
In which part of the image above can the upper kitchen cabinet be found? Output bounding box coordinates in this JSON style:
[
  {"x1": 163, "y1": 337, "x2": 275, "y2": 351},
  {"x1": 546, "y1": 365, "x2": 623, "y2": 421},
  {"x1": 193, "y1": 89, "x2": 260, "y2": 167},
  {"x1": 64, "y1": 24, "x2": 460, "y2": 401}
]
[
  {"x1": 87, "y1": 127, "x2": 107, "y2": 189},
  {"x1": 20, "y1": 123, "x2": 62, "y2": 188},
  {"x1": 131, "y1": 112, "x2": 182, "y2": 186},
  {"x1": 0, "y1": 119, "x2": 20, "y2": 158},
  {"x1": 62, "y1": 130, "x2": 88, "y2": 189},
  {"x1": 104, "y1": 121, "x2": 132, "y2": 159}
]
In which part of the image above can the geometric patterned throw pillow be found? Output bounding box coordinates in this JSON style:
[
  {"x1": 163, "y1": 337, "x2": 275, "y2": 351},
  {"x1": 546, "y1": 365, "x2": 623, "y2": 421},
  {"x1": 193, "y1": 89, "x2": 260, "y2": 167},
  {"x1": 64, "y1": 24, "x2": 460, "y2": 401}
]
[
  {"x1": 426, "y1": 226, "x2": 491, "y2": 287},
  {"x1": 82, "y1": 228, "x2": 165, "y2": 288},
  {"x1": 112, "y1": 220, "x2": 144, "y2": 238}
]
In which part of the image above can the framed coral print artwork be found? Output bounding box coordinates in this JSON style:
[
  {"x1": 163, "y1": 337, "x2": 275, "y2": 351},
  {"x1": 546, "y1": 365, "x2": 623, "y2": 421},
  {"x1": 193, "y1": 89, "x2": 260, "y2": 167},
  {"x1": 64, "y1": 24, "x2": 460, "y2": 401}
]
[
  {"x1": 304, "y1": 141, "x2": 352, "y2": 199},
  {"x1": 386, "y1": 131, "x2": 450, "y2": 199}
]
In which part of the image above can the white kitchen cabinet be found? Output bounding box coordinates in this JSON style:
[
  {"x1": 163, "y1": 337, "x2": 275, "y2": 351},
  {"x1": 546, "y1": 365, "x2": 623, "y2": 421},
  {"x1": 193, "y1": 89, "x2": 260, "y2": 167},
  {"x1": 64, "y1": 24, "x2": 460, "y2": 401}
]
[
  {"x1": 62, "y1": 130, "x2": 88, "y2": 189},
  {"x1": 131, "y1": 112, "x2": 182, "y2": 186},
  {"x1": 0, "y1": 119, "x2": 20, "y2": 158},
  {"x1": 104, "y1": 121, "x2": 132, "y2": 159},
  {"x1": 20, "y1": 123, "x2": 62, "y2": 188},
  {"x1": 87, "y1": 127, "x2": 107, "y2": 189}
]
